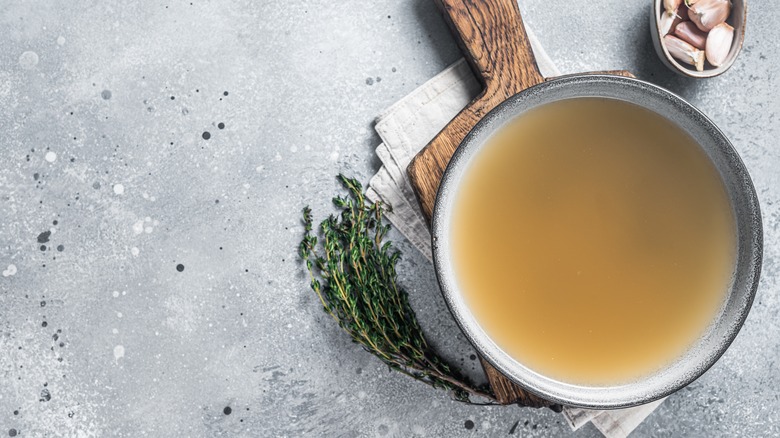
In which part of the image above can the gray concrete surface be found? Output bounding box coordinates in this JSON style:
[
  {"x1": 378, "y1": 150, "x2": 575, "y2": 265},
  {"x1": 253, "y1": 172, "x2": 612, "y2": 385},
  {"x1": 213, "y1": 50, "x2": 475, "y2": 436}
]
[{"x1": 1, "y1": 1, "x2": 778, "y2": 437}]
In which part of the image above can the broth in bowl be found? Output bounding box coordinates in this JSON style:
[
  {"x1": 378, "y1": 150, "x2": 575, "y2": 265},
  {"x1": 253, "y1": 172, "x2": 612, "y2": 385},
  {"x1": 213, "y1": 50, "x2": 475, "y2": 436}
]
[{"x1": 450, "y1": 98, "x2": 736, "y2": 385}]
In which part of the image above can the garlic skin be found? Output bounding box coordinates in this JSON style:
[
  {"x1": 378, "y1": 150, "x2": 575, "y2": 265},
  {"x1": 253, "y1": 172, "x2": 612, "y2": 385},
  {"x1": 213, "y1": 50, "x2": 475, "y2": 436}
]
[
  {"x1": 664, "y1": 35, "x2": 706, "y2": 71},
  {"x1": 706, "y1": 22, "x2": 734, "y2": 67},
  {"x1": 688, "y1": 0, "x2": 731, "y2": 32},
  {"x1": 664, "y1": 0, "x2": 683, "y2": 13},
  {"x1": 675, "y1": 21, "x2": 708, "y2": 49},
  {"x1": 659, "y1": 7, "x2": 685, "y2": 35}
]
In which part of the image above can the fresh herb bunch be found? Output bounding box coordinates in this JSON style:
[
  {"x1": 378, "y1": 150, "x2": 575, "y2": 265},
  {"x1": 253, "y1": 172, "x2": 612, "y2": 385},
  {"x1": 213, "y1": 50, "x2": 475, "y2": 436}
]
[{"x1": 299, "y1": 175, "x2": 495, "y2": 404}]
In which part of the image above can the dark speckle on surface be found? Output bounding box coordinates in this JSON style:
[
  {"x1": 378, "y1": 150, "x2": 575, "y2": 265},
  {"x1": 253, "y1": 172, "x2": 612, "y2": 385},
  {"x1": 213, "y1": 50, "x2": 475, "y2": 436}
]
[
  {"x1": 365, "y1": 77, "x2": 374, "y2": 86},
  {"x1": 57, "y1": 245, "x2": 64, "y2": 252},
  {"x1": 0, "y1": 2, "x2": 775, "y2": 438},
  {"x1": 223, "y1": 91, "x2": 229, "y2": 96},
  {"x1": 37, "y1": 230, "x2": 51, "y2": 243},
  {"x1": 39, "y1": 388, "x2": 51, "y2": 402},
  {"x1": 40, "y1": 245, "x2": 46, "y2": 251},
  {"x1": 176, "y1": 264, "x2": 185, "y2": 272},
  {"x1": 464, "y1": 420, "x2": 474, "y2": 430},
  {"x1": 202, "y1": 131, "x2": 211, "y2": 140},
  {"x1": 101, "y1": 89, "x2": 112, "y2": 100},
  {"x1": 217, "y1": 122, "x2": 225, "y2": 129},
  {"x1": 9, "y1": 429, "x2": 17, "y2": 437},
  {"x1": 223, "y1": 406, "x2": 232, "y2": 415}
]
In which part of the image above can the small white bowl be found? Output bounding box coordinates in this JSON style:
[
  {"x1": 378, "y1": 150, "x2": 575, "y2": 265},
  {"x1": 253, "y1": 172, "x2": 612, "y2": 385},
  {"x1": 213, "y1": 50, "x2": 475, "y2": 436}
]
[{"x1": 650, "y1": 0, "x2": 747, "y2": 78}]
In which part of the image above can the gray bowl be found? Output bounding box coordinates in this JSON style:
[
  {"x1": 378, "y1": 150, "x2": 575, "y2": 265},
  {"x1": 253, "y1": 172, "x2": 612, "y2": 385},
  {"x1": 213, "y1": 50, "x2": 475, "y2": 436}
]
[{"x1": 431, "y1": 74, "x2": 762, "y2": 409}]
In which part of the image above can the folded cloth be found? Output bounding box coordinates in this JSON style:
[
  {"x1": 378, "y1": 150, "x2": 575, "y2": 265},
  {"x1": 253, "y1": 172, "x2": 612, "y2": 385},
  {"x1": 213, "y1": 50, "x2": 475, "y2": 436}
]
[{"x1": 366, "y1": 26, "x2": 664, "y2": 438}]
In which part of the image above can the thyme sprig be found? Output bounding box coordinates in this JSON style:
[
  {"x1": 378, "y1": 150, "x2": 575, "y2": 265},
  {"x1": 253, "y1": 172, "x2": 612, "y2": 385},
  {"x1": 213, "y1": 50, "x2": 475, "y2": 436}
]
[{"x1": 299, "y1": 175, "x2": 495, "y2": 404}]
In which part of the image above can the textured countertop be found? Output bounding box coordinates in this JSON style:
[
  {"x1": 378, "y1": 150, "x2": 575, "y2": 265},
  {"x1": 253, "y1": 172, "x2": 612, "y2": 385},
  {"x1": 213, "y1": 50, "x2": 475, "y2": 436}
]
[{"x1": 1, "y1": 1, "x2": 778, "y2": 437}]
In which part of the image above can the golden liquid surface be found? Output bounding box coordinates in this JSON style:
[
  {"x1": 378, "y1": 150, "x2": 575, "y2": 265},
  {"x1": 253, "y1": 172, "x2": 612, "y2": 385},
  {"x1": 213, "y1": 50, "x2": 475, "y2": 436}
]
[{"x1": 451, "y1": 98, "x2": 736, "y2": 384}]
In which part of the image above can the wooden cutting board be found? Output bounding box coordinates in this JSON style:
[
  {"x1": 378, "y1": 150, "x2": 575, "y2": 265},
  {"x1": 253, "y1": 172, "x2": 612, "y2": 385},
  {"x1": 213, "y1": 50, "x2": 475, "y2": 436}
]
[{"x1": 407, "y1": 0, "x2": 634, "y2": 406}]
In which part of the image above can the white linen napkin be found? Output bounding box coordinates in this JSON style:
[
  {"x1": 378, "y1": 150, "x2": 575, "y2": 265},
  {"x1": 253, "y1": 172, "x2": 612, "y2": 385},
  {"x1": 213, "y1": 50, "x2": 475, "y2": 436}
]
[{"x1": 366, "y1": 27, "x2": 665, "y2": 438}]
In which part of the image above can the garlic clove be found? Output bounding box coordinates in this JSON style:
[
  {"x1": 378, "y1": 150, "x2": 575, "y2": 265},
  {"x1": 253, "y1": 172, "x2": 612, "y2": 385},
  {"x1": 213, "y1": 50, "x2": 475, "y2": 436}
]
[
  {"x1": 706, "y1": 22, "x2": 734, "y2": 67},
  {"x1": 659, "y1": 12, "x2": 675, "y2": 36},
  {"x1": 675, "y1": 21, "x2": 708, "y2": 49},
  {"x1": 659, "y1": 7, "x2": 685, "y2": 35},
  {"x1": 677, "y1": 4, "x2": 689, "y2": 20},
  {"x1": 688, "y1": 0, "x2": 731, "y2": 32},
  {"x1": 664, "y1": 0, "x2": 683, "y2": 14},
  {"x1": 664, "y1": 35, "x2": 706, "y2": 71}
]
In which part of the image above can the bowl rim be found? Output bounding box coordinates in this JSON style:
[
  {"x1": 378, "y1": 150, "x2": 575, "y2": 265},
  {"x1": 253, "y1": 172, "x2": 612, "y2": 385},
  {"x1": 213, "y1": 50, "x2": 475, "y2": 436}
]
[
  {"x1": 650, "y1": 0, "x2": 747, "y2": 78},
  {"x1": 430, "y1": 74, "x2": 763, "y2": 409}
]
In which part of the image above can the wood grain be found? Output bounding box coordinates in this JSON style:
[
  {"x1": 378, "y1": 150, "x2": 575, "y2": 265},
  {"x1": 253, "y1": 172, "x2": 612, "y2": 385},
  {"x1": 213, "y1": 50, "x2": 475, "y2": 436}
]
[
  {"x1": 409, "y1": 0, "x2": 544, "y2": 220},
  {"x1": 480, "y1": 357, "x2": 553, "y2": 408},
  {"x1": 407, "y1": 0, "x2": 635, "y2": 406}
]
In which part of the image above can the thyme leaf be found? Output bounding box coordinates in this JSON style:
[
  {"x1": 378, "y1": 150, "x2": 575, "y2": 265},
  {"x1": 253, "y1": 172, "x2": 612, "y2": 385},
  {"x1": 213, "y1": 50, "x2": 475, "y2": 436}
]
[{"x1": 300, "y1": 175, "x2": 495, "y2": 404}]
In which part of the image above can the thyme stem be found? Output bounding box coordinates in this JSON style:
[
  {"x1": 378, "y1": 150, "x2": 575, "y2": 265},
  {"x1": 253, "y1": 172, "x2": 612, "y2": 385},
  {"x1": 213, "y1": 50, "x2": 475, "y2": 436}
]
[{"x1": 299, "y1": 175, "x2": 496, "y2": 404}]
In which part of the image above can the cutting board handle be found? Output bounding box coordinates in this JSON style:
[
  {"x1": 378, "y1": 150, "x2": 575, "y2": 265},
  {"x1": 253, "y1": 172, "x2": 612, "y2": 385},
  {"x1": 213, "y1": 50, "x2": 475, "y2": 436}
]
[
  {"x1": 408, "y1": 0, "x2": 635, "y2": 409},
  {"x1": 434, "y1": 0, "x2": 545, "y2": 95},
  {"x1": 408, "y1": 0, "x2": 547, "y2": 220}
]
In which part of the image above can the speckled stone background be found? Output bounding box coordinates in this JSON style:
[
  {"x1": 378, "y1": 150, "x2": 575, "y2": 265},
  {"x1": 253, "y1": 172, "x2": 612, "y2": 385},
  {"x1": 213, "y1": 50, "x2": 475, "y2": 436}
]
[{"x1": 1, "y1": 1, "x2": 778, "y2": 437}]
